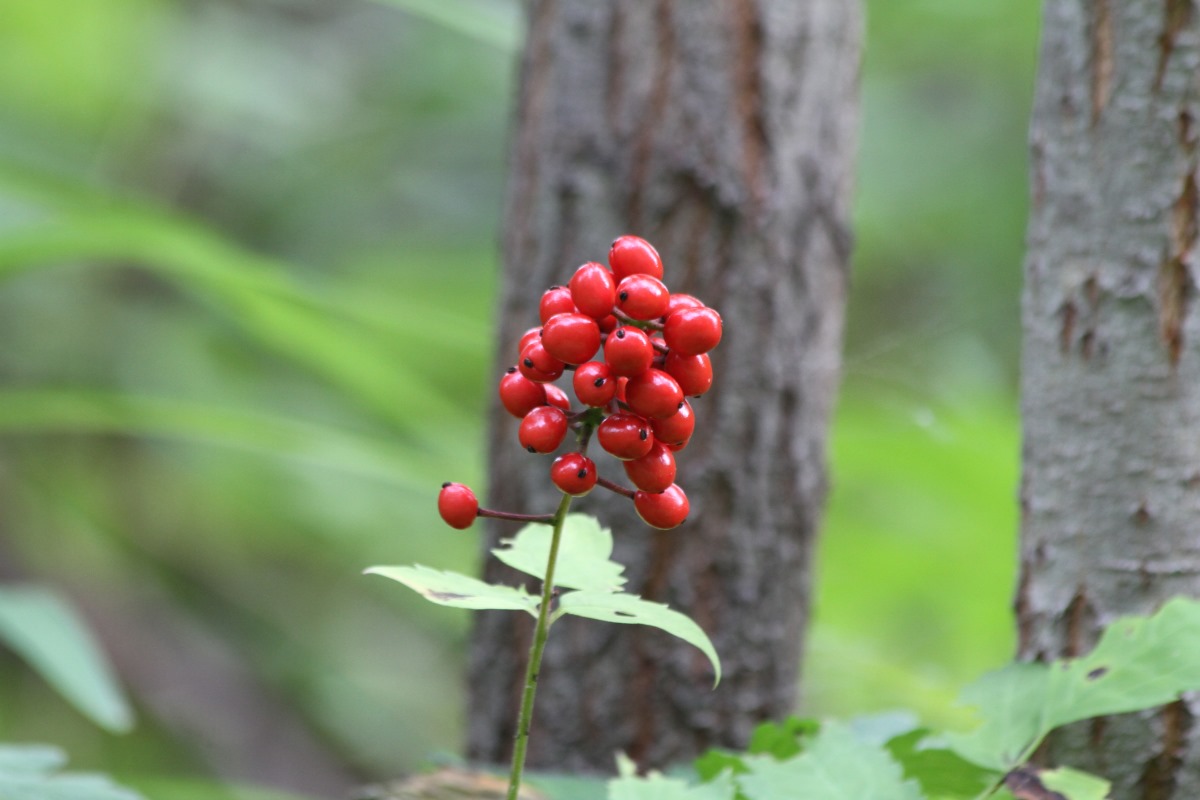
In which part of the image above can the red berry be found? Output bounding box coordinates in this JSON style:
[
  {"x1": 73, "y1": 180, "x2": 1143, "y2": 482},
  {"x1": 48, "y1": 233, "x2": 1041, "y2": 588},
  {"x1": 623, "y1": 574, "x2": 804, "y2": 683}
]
[
  {"x1": 615, "y1": 376, "x2": 629, "y2": 403},
  {"x1": 664, "y1": 293, "x2": 704, "y2": 320},
  {"x1": 541, "y1": 313, "x2": 601, "y2": 365},
  {"x1": 519, "y1": 339, "x2": 565, "y2": 383},
  {"x1": 598, "y1": 314, "x2": 619, "y2": 333},
  {"x1": 651, "y1": 400, "x2": 695, "y2": 445},
  {"x1": 550, "y1": 452, "x2": 598, "y2": 496},
  {"x1": 616, "y1": 274, "x2": 670, "y2": 321},
  {"x1": 597, "y1": 412, "x2": 654, "y2": 460},
  {"x1": 539, "y1": 286, "x2": 576, "y2": 324},
  {"x1": 573, "y1": 361, "x2": 616, "y2": 407},
  {"x1": 624, "y1": 368, "x2": 684, "y2": 419},
  {"x1": 663, "y1": 351, "x2": 714, "y2": 396},
  {"x1": 663, "y1": 307, "x2": 722, "y2": 356},
  {"x1": 545, "y1": 383, "x2": 571, "y2": 411},
  {"x1": 634, "y1": 484, "x2": 689, "y2": 530},
  {"x1": 623, "y1": 441, "x2": 677, "y2": 493},
  {"x1": 569, "y1": 262, "x2": 617, "y2": 320},
  {"x1": 499, "y1": 367, "x2": 547, "y2": 418},
  {"x1": 609, "y1": 235, "x2": 664, "y2": 281},
  {"x1": 438, "y1": 482, "x2": 478, "y2": 529},
  {"x1": 603, "y1": 326, "x2": 655, "y2": 376},
  {"x1": 517, "y1": 326, "x2": 543, "y2": 355},
  {"x1": 519, "y1": 406, "x2": 569, "y2": 454}
]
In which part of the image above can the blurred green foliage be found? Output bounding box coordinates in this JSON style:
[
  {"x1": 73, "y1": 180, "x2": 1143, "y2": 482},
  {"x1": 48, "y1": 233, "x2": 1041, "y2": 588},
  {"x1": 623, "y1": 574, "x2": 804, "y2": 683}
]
[{"x1": 0, "y1": 0, "x2": 1038, "y2": 796}]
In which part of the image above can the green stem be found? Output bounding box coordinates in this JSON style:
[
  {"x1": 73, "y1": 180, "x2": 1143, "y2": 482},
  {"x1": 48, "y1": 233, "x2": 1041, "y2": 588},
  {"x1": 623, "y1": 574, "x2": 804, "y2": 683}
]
[{"x1": 506, "y1": 491, "x2": 573, "y2": 800}]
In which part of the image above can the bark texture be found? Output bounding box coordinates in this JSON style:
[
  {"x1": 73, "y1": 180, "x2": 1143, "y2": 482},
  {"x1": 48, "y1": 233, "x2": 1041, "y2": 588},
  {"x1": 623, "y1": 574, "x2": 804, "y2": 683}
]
[
  {"x1": 466, "y1": 0, "x2": 861, "y2": 772},
  {"x1": 1018, "y1": 1, "x2": 1200, "y2": 796}
]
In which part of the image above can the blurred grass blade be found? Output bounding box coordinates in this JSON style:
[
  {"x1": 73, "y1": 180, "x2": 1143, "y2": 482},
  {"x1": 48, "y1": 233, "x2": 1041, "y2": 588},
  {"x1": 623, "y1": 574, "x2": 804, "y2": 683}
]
[
  {"x1": 0, "y1": 389, "x2": 441, "y2": 490},
  {"x1": 0, "y1": 587, "x2": 133, "y2": 733},
  {"x1": 368, "y1": 0, "x2": 520, "y2": 50}
]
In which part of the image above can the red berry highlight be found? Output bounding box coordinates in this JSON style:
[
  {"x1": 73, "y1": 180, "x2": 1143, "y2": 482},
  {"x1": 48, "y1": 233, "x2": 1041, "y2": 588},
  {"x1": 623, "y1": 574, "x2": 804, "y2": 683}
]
[
  {"x1": 545, "y1": 383, "x2": 571, "y2": 411},
  {"x1": 623, "y1": 442, "x2": 677, "y2": 493},
  {"x1": 609, "y1": 235, "x2": 664, "y2": 281},
  {"x1": 550, "y1": 452, "x2": 598, "y2": 496},
  {"x1": 519, "y1": 406, "x2": 569, "y2": 454},
  {"x1": 663, "y1": 307, "x2": 722, "y2": 356},
  {"x1": 616, "y1": 274, "x2": 670, "y2": 321},
  {"x1": 569, "y1": 262, "x2": 617, "y2": 320},
  {"x1": 603, "y1": 326, "x2": 654, "y2": 377},
  {"x1": 541, "y1": 312, "x2": 601, "y2": 365},
  {"x1": 539, "y1": 286, "x2": 576, "y2": 323},
  {"x1": 438, "y1": 482, "x2": 478, "y2": 529},
  {"x1": 634, "y1": 484, "x2": 689, "y2": 530},
  {"x1": 597, "y1": 412, "x2": 654, "y2": 460},
  {"x1": 651, "y1": 400, "x2": 695, "y2": 445},
  {"x1": 519, "y1": 339, "x2": 565, "y2": 383},
  {"x1": 663, "y1": 351, "x2": 714, "y2": 396},
  {"x1": 573, "y1": 361, "x2": 616, "y2": 407},
  {"x1": 624, "y1": 368, "x2": 684, "y2": 419},
  {"x1": 499, "y1": 367, "x2": 548, "y2": 418}
]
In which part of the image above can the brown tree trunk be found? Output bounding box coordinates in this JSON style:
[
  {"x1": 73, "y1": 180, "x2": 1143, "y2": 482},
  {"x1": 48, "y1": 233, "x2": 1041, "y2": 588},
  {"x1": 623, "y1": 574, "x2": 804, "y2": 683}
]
[
  {"x1": 467, "y1": 0, "x2": 861, "y2": 772},
  {"x1": 1017, "y1": 1, "x2": 1200, "y2": 796}
]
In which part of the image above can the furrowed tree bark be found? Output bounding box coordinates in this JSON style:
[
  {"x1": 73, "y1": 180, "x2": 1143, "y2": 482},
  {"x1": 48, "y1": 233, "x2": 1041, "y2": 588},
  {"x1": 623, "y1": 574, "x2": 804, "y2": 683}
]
[
  {"x1": 467, "y1": 0, "x2": 861, "y2": 772},
  {"x1": 1018, "y1": 1, "x2": 1200, "y2": 796}
]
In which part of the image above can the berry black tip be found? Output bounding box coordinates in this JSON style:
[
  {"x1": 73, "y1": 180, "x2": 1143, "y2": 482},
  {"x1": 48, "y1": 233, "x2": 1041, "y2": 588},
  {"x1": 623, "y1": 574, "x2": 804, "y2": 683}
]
[
  {"x1": 678, "y1": 401, "x2": 685, "y2": 409},
  {"x1": 594, "y1": 378, "x2": 606, "y2": 387},
  {"x1": 506, "y1": 366, "x2": 517, "y2": 374},
  {"x1": 526, "y1": 446, "x2": 538, "y2": 453},
  {"x1": 619, "y1": 291, "x2": 628, "y2": 302},
  {"x1": 441, "y1": 481, "x2": 452, "y2": 488},
  {"x1": 611, "y1": 238, "x2": 619, "y2": 247},
  {"x1": 639, "y1": 429, "x2": 648, "y2": 440},
  {"x1": 577, "y1": 469, "x2": 588, "y2": 479},
  {"x1": 524, "y1": 358, "x2": 535, "y2": 368},
  {"x1": 615, "y1": 329, "x2": 626, "y2": 339}
]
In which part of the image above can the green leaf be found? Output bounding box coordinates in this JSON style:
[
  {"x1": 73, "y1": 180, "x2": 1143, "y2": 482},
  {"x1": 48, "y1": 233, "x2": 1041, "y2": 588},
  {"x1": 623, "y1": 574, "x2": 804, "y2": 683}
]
[
  {"x1": 1039, "y1": 767, "x2": 1111, "y2": 800},
  {"x1": 885, "y1": 730, "x2": 996, "y2": 797},
  {"x1": 556, "y1": 591, "x2": 721, "y2": 686},
  {"x1": 608, "y1": 754, "x2": 736, "y2": 800},
  {"x1": 693, "y1": 751, "x2": 748, "y2": 783},
  {"x1": 493, "y1": 515, "x2": 627, "y2": 592},
  {"x1": 746, "y1": 717, "x2": 819, "y2": 759},
  {"x1": 0, "y1": 744, "x2": 145, "y2": 800},
  {"x1": 0, "y1": 586, "x2": 132, "y2": 732},
  {"x1": 366, "y1": 0, "x2": 520, "y2": 51},
  {"x1": 736, "y1": 722, "x2": 922, "y2": 800},
  {"x1": 364, "y1": 565, "x2": 539, "y2": 614},
  {"x1": 948, "y1": 597, "x2": 1200, "y2": 770}
]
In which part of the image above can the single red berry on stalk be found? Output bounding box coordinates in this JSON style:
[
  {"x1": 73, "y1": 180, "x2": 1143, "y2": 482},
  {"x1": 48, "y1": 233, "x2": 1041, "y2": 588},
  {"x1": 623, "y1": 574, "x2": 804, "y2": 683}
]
[
  {"x1": 603, "y1": 326, "x2": 654, "y2": 376},
  {"x1": 438, "y1": 482, "x2": 478, "y2": 529},
  {"x1": 624, "y1": 368, "x2": 684, "y2": 419},
  {"x1": 550, "y1": 452, "x2": 598, "y2": 496},
  {"x1": 545, "y1": 383, "x2": 571, "y2": 411},
  {"x1": 573, "y1": 361, "x2": 616, "y2": 407},
  {"x1": 569, "y1": 262, "x2": 618, "y2": 320},
  {"x1": 663, "y1": 351, "x2": 714, "y2": 396},
  {"x1": 623, "y1": 441, "x2": 677, "y2": 493},
  {"x1": 519, "y1": 339, "x2": 565, "y2": 383},
  {"x1": 517, "y1": 326, "x2": 543, "y2": 356},
  {"x1": 519, "y1": 406, "x2": 569, "y2": 454},
  {"x1": 651, "y1": 399, "x2": 695, "y2": 445},
  {"x1": 541, "y1": 312, "x2": 601, "y2": 365},
  {"x1": 663, "y1": 307, "x2": 723, "y2": 355},
  {"x1": 539, "y1": 286, "x2": 576, "y2": 323},
  {"x1": 597, "y1": 412, "x2": 654, "y2": 460},
  {"x1": 634, "y1": 484, "x2": 689, "y2": 530},
  {"x1": 499, "y1": 367, "x2": 547, "y2": 418},
  {"x1": 616, "y1": 274, "x2": 670, "y2": 321},
  {"x1": 609, "y1": 235, "x2": 664, "y2": 281}
]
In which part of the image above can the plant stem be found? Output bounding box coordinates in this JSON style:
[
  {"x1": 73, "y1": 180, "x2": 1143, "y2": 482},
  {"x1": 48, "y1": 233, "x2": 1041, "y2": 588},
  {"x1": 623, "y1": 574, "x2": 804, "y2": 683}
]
[
  {"x1": 506, "y1": 491, "x2": 573, "y2": 800},
  {"x1": 477, "y1": 508, "x2": 556, "y2": 524}
]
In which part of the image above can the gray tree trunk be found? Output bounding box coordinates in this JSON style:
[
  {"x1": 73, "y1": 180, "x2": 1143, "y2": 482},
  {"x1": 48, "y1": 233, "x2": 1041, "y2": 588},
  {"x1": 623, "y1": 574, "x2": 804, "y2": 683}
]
[
  {"x1": 466, "y1": 0, "x2": 861, "y2": 773},
  {"x1": 1017, "y1": 1, "x2": 1200, "y2": 797}
]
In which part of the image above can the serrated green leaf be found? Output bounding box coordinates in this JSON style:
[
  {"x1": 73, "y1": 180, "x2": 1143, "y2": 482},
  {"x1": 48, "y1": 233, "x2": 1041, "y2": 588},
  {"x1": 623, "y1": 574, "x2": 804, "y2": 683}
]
[
  {"x1": 948, "y1": 597, "x2": 1200, "y2": 770},
  {"x1": 364, "y1": 565, "x2": 539, "y2": 614},
  {"x1": 1039, "y1": 766, "x2": 1110, "y2": 800},
  {"x1": 0, "y1": 586, "x2": 132, "y2": 732},
  {"x1": 693, "y1": 751, "x2": 748, "y2": 783},
  {"x1": 608, "y1": 754, "x2": 736, "y2": 800},
  {"x1": 0, "y1": 744, "x2": 145, "y2": 800},
  {"x1": 885, "y1": 730, "x2": 996, "y2": 797},
  {"x1": 736, "y1": 722, "x2": 922, "y2": 800},
  {"x1": 556, "y1": 591, "x2": 720, "y2": 686},
  {"x1": 493, "y1": 515, "x2": 627, "y2": 592}
]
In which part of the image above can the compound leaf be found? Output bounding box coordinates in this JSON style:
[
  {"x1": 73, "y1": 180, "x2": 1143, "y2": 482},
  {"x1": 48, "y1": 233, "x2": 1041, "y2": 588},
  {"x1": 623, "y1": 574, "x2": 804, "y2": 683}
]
[
  {"x1": 494, "y1": 515, "x2": 627, "y2": 592},
  {"x1": 364, "y1": 565, "x2": 538, "y2": 614}
]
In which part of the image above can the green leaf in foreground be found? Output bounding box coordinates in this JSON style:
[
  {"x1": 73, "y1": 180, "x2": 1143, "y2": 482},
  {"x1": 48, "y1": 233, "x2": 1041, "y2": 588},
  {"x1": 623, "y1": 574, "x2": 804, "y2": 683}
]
[
  {"x1": 885, "y1": 730, "x2": 996, "y2": 798},
  {"x1": 555, "y1": 591, "x2": 721, "y2": 686},
  {"x1": 1038, "y1": 766, "x2": 1111, "y2": 800},
  {"x1": 364, "y1": 565, "x2": 538, "y2": 614},
  {"x1": 0, "y1": 586, "x2": 132, "y2": 732},
  {"x1": 493, "y1": 515, "x2": 627, "y2": 592},
  {"x1": 0, "y1": 744, "x2": 145, "y2": 800},
  {"x1": 947, "y1": 596, "x2": 1200, "y2": 770},
  {"x1": 736, "y1": 722, "x2": 922, "y2": 800},
  {"x1": 608, "y1": 754, "x2": 735, "y2": 800}
]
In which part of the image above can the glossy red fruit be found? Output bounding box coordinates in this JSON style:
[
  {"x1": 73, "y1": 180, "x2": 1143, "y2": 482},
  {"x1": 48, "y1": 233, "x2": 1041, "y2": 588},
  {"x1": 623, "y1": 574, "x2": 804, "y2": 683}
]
[
  {"x1": 541, "y1": 313, "x2": 601, "y2": 365},
  {"x1": 664, "y1": 293, "x2": 704, "y2": 321},
  {"x1": 598, "y1": 314, "x2": 619, "y2": 333},
  {"x1": 550, "y1": 452, "x2": 598, "y2": 496},
  {"x1": 663, "y1": 307, "x2": 722, "y2": 356},
  {"x1": 651, "y1": 400, "x2": 695, "y2": 445},
  {"x1": 603, "y1": 326, "x2": 655, "y2": 377},
  {"x1": 623, "y1": 442, "x2": 676, "y2": 493},
  {"x1": 519, "y1": 340, "x2": 565, "y2": 383},
  {"x1": 438, "y1": 482, "x2": 478, "y2": 529},
  {"x1": 616, "y1": 274, "x2": 670, "y2": 321},
  {"x1": 573, "y1": 361, "x2": 616, "y2": 407},
  {"x1": 663, "y1": 351, "x2": 713, "y2": 396},
  {"x1": 569, "y1": 262, "x2": 617, "y2": 320},
  {"x1": 539, "y1": 286, "x2": 576, "y2": 324},
  {"x1": 597, "y1": 412, "x2": 654, "y2": 460},
  {"x1": 609, "y1": 235, "x2": 664, "y2": 281},
  {"x1": 517, "y1": 326, "x2": 543, "y2": 355},
  {"x1": 499, "y1": 367, "x2": 547, "y2": 418},
  {"x1": 519, "y1": 406, "x2": 569, "y2": 453},
  {"x1": 545, "y1": 383, "x2": 571, "y2": 411},
  {"x1": 615, "y1": 376, "x2": 629, "y2": 404},
  {"x1": 634, "y1": 484, "x2": 689, "y2": 530},
  {"x1": 624, "y1": 368, "x2": 684, "y2": 419}
]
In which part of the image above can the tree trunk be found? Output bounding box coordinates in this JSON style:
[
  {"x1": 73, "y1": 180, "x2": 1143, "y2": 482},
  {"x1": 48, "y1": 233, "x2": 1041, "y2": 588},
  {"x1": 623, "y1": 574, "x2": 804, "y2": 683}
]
[
  {"x1": 1017, "y1": 1, "x2": 1200, "y2": 796},
  {"x1": 466, "y1": 0, "x2": 861, "y2": 773}
]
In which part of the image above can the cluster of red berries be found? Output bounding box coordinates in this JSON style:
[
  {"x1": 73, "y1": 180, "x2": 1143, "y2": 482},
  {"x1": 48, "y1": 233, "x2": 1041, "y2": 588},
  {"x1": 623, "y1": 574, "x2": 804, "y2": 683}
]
[{"x1": 438, "y1": 235, "x2": 722, "y2": 531}]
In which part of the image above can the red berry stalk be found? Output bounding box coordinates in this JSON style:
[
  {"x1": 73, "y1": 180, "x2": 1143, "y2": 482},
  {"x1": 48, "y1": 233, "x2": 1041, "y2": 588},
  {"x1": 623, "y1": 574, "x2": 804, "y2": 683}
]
[{"x1": 434, "y1": 235, "x2": 722, "y2": 800}]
